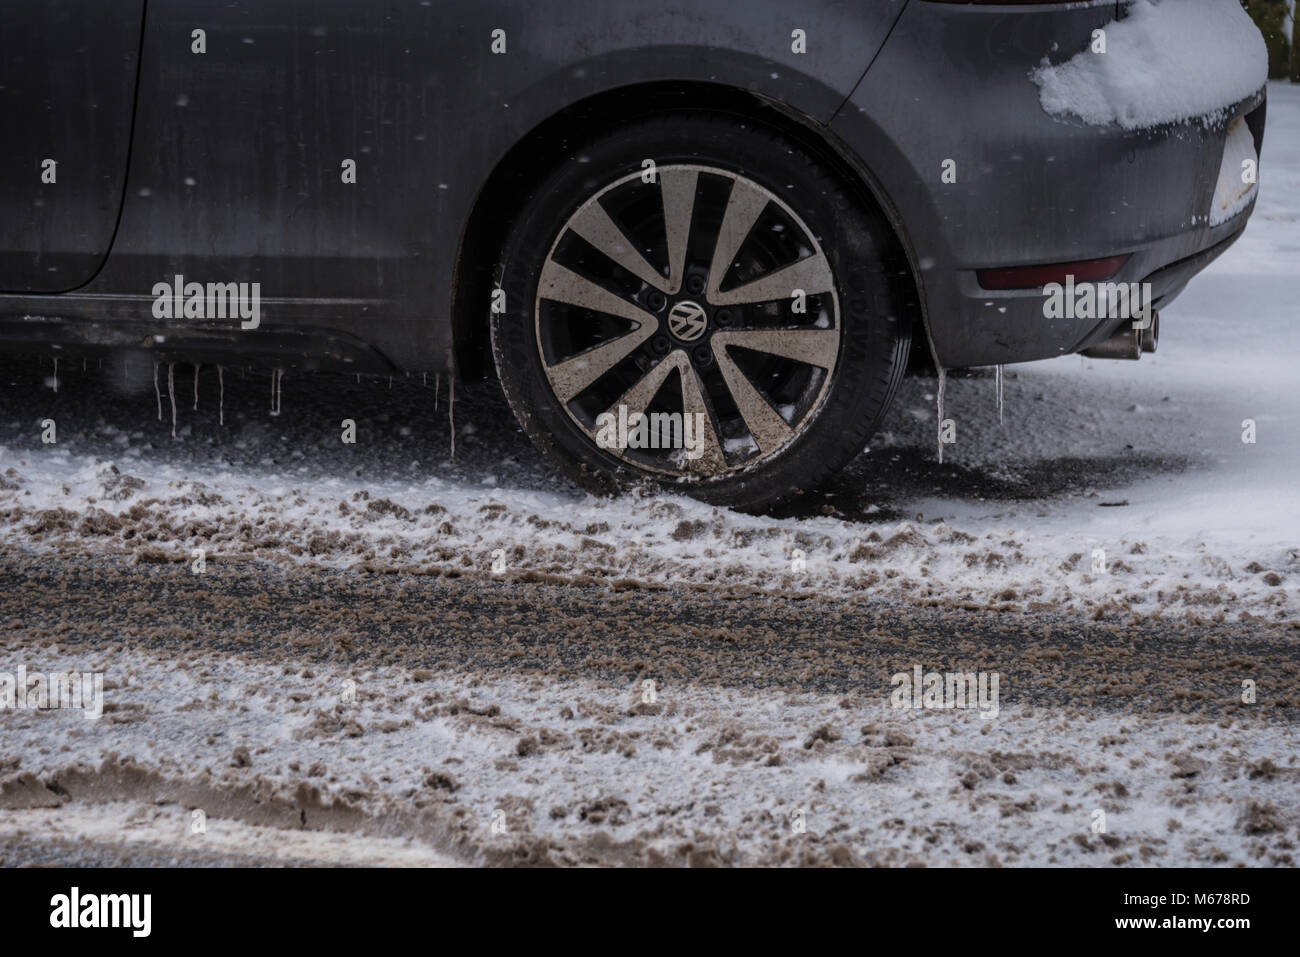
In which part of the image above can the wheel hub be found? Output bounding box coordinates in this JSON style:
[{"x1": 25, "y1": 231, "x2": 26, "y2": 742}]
[{"x1": 666, "y1": 300, "x2": 708, "y2": 343}]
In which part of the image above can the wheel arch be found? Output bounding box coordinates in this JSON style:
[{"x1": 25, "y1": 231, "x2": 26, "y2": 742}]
[{"x1": 449, "y1": 81, "x2": 929, "y2": 381}]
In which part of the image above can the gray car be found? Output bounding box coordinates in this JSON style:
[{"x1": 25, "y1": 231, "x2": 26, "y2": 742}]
[{"x1": 0, "y1": 0, "x2": 1267, "y2": 508}]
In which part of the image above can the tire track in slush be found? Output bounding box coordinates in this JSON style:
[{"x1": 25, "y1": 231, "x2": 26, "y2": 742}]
[{"x1": 1, "y1": 551, "x2": 1296, "y2": 866}]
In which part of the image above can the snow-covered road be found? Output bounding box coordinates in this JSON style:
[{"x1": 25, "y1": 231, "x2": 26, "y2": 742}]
[{"x1": 1, "y1": 83, "x2": 1297, "y2": 867}]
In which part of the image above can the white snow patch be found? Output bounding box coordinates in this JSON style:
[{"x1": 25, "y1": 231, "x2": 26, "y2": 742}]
[{"x1": 1032, "y1": 0, "x2": 1267, "y2": 129}]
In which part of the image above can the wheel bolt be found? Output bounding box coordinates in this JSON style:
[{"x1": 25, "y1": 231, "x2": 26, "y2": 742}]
[
  {"x1": 652, "y1": 335, "x2": 671, "y2": 355},
  {"x1": 715, "y1": 309, "x2": 733, "y2": 327},
  {"x1": 646, "y1": 290, "x2": 667, "y2": 311},
  {"x1": 685, "y1": 274, "x2": 706, "y2": 295},
  {"x1": 692, "y1": 345, "x2": 713, "y2": 367}
]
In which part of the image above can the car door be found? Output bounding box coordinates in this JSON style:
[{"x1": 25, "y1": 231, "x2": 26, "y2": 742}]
[
  {"x1": 0, "y1": 0, "x2": 144, "y2": 292},
  {"x1": 82, "y1": 0, "x2": 450, "y2": 368},
  {"x1": 101, "y1": 0, "x2": 437, "y2": 303}
]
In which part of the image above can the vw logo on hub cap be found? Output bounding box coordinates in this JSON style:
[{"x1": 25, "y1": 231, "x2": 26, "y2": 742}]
[{"x1": 667, "y1": 300, "x2": 708, "y2": 342}]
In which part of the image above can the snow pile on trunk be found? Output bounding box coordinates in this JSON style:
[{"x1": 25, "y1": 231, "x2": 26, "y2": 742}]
[{"x1": 1032, "y1": 0, "x2": 1268, "y2": 129}]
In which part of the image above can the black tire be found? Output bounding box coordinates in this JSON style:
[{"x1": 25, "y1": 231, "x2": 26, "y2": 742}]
[{"x1": 491, "y1": 111, "x2": 911, "y2": 511}]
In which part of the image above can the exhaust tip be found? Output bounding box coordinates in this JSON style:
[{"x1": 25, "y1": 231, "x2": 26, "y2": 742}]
[
  {"x1": 1140, "y1": 310, "x2": 1159, "y2": 354},
  {"x1": 1081, "y1": 327, "x2": 1140, "y2": 360},
  {"x1": 1081, "y1": 310, "x2": 1159, "y2": 361}
]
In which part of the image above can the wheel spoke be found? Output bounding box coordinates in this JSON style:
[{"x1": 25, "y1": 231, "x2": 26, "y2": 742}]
[
  {"x1": 713, "y1": 348, "x2": 794, "y2": 455},
  {"x1": 706, "y1": 177, "x2": 769, "y2": 301},
  {"x1": 676, "y1": 356, "x2": 727, "y2": 473},
  {"x1": 606, "y1": 349, "x2": 683, "y2": 420},
  {"x1": 660, "y1": 167, "x2": 698, "y2": 295},
  {"x1": 709, "y1": 251, "x2": 834, "y2": 307},
  {"x1": 604, "y1": 350, "x2": 725, "y2": 473},
  {"x1": 567, "y1": 199, "x2": 667, "y2": 292},
  {"x1": 710, "y1": 328, "x2": 840, "y2": 369},
  {"x1": 547, "y1": 324, "x2": 655, "y2": 403},
  {"x1": 538, "y1": 260, "x2": 657, "y2": 326}
]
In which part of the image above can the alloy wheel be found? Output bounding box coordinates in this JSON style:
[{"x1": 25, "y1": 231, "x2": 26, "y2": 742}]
[{"x1": 534, "y1": 164, "x2": 841, "y2": 478}]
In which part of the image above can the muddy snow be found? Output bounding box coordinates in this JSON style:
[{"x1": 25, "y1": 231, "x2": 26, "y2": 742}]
[{"x1": 1, "y1": 629, "x2": 1295, "y2": 867}]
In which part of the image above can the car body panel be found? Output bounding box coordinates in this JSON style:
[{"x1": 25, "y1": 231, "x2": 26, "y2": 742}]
[
  {"x1": 831, "y1": 0, "x2": 1265, "y2": 368},
  {"x1": 0, "y1": 0, "x2": 145, "y2": 293},
  {"x1": 0, "y1": 0, "x2": 904, "y2": 371},
  {"x1": 0, "y1": 0, "x2": 1266, "y2": 377}
]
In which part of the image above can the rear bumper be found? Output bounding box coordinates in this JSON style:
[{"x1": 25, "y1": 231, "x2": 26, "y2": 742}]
[
  {"x1": 831, "y1": 0, "x2": 1267, "y2": 367},
  {"x1": 1070, "y1": 210, "x2": 1251, "y2": 354}
]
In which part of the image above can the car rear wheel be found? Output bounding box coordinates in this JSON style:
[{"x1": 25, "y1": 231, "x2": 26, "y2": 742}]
[{"x1": 491, "y1": 112, "x2": 911, "y2": 510}]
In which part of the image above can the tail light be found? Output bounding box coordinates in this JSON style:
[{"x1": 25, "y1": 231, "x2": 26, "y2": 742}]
[{"x1": 977, "y1": 255, "x2": 1128, "y2": 290}]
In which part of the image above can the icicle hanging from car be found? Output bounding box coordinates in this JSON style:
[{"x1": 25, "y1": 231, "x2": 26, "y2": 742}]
[
  {"x1": 270, "y1": 368, "x2": 282, "y2": 416},
  {"x1": 995, "y1": 364, "x2": 1004, "y2": 425},
  {"x1": 167, "y1": 362, "x2": 177, "y2": 438},
  {"x1": 936, "y1": 367, "x2": 947, "y2": 464}
]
